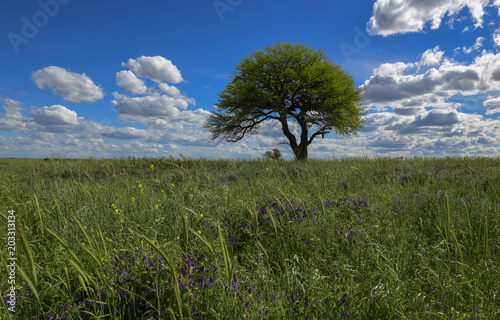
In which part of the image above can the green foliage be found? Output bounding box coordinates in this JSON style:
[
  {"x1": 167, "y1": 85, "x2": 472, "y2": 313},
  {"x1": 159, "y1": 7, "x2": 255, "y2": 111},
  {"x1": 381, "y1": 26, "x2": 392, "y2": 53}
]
[
  {"x1": 204, "y1": 42, "x2": 365, "y2": 160},
  {"x1": 263, "y1": 148, "x2": 282, "y2": 160},
  {"x1": 0, "y1": 156, "x2": 499, "y2": 319}
]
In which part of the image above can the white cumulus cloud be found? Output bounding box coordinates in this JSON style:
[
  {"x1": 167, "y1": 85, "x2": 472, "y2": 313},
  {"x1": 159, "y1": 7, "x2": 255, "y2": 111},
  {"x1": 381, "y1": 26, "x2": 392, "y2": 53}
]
[
  {"x1": 374, "y1": 62, "x2": 414, "y2": 77},
  {"x1": 361, "y1": 48, "x2": 500, "y2": 113},
  {"x1": 0, "y1": 98, "x2": 30, "y2": 132},
  {"x1": 116, "y1": 70, "x2": 147, "y2": 94},
  {"x1": 31, "y1": 66, "x2": 104, "y2": 103},
  {"x1": 1, "y1": 98, "x2": 25, "y2": 120},
  {"x1": 463, "y1": 37, "x2": 485, "y2": 54},
  {"x1": 30, "y1": 105, "x2": 78, "y2": 126},
  {"x1": 369, "y1": 0, "x2": 491, "y2": 36},
  {"x1": 483, "y1": 97, "x2": 500, "y2": 114},
  {"x1": 111, "y1": 92, "x2": 189, "y2": 119},
  {"x1": 158, "y1": 83, "x2": 181, "y2": 96},
  {"x1": 419, "y1": 46, "x2": 444, "y2": 67},
  {"x1": 122, "y1": 56, "x2": 184, "y2": 83}
]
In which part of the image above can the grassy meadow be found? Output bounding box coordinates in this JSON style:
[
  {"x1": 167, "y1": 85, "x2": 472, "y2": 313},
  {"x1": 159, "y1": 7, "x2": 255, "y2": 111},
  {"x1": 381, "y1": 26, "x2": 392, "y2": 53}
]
[{"x1": 0, "y1": 156, "x2": 499, "y2": 319}]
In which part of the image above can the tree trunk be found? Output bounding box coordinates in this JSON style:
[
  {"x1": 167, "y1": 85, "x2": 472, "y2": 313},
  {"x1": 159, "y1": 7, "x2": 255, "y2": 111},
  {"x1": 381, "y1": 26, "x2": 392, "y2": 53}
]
[
  {"x1": 292, "y1": 144, "x2": 308, "y2": 161},
  {"x1": 280, "y1": 112, "x2": 309, "y2": 161},
  {"x1": 295, "y1": 117, "x2": 309, "y2": 161}
]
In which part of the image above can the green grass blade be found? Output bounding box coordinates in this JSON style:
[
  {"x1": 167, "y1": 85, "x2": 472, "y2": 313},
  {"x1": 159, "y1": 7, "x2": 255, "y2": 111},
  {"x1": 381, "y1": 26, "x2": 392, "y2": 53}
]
[
  {"x1": 72, "y1": 214, "x2": 92, "y2": 246},
  {"x1": 128, "y1": 228, "x2": 183, "y2": 320},
  {"x1": 52, "y1": 195, "x2": 63, "y2": 227},
  {"x1": 68, "y1": 258, "x2": 90, "y2": 288},
  {"x1": 33, "y1": 193, "x2": 43, "y2": 231},
  {"x1": 46, "y1": 228, "x2": 84, "y2": 267},
  {"x1": 97, "y1": 226, "x2": 109, "y2": 259},
  {"x1": 188, "y1": 226, "x2": 215, "y2": 255},
  {"x1": 16, "y1": 264, "x2": 40, "y2": 303},
  {"x1": 17, "y1": 223, "x2": 37, "y2": 287}
]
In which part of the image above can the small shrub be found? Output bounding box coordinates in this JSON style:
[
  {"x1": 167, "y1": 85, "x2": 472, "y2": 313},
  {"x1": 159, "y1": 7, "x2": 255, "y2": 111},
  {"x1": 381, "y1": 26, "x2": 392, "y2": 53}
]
[{"x1": 263, "y1": 149, "x2": 282, "y2": 160}]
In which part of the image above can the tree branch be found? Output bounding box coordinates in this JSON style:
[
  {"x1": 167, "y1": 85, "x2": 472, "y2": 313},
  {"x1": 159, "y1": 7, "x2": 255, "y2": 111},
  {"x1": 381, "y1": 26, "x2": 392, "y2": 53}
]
[{"x1": 307, "y1": 126, "x2": 331, "y2": 146}]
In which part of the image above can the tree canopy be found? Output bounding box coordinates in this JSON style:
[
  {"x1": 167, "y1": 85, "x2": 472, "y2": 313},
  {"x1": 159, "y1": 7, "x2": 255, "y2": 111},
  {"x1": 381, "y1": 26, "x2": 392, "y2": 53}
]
[{"x1": 204, "y1": 42, "x2": 365, "y2": 160}]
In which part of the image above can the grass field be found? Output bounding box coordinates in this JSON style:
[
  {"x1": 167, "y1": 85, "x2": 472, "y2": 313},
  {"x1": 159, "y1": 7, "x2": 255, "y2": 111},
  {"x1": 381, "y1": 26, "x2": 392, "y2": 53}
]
[{"x1": 0, "y1": 156, "x2": 499, "y2": 319}]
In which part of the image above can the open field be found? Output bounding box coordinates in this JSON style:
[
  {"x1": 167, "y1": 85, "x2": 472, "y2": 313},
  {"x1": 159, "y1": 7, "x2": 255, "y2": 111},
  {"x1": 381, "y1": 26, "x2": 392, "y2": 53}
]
[{"x1": 0, "y1": 157, "x2": 499, "y2": 319}]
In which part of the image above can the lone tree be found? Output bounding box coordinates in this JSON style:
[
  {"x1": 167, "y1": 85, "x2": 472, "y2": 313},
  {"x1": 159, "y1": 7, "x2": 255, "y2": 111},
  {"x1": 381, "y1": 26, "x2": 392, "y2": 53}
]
[{"x1": 204, "y1": 42, "x2": 365, "y2": 160}]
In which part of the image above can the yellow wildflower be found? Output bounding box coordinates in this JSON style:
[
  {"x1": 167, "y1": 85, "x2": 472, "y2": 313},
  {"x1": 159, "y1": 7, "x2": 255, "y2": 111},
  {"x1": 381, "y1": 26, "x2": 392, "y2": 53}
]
[
  {"x1": 131, "y1": 197, "x2": 135, "y2": 203},
  {"x1": 111, "y1": 204, "x2": 115, "y2": 209},
  {"x1": 114, "y1": 209, "x2": 119, "y2": 214},
  {"x1": 150, "y1": 164, "x2": 154, "y2": 169},
  {"x1": 120, "y1": 218, "x2": 124, "y2": 223},
  {"x1": 199, "y1": 214, "x2": 203, "y2": 218},
  {"x1": 197, "y1": 230, "x2": 201, "y2": 235},
  {"x1": 138, "y1": 184, "x2": 142, "y2": 189},
  {"x1": 155, "y1": 205, "x2": 159, "y2": 210}
]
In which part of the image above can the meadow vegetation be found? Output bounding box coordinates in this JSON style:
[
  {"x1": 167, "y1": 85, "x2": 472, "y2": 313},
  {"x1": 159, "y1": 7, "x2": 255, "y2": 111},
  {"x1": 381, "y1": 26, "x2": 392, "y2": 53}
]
[{"x1": 0, "y1": 156, "x2": 499, "y2": 319}]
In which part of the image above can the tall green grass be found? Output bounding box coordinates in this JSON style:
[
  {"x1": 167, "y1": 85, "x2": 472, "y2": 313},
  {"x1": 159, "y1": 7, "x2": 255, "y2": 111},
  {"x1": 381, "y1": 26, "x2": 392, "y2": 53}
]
[{"x1": 0, "y1": 156, "x2": 498, "y2": 319}]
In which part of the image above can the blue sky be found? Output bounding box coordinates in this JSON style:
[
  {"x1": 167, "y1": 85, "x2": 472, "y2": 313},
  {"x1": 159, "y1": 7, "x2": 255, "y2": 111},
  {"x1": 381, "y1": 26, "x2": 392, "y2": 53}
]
[{"x1": 2, "y1": 0, "x2": 500, "y2": 159}]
